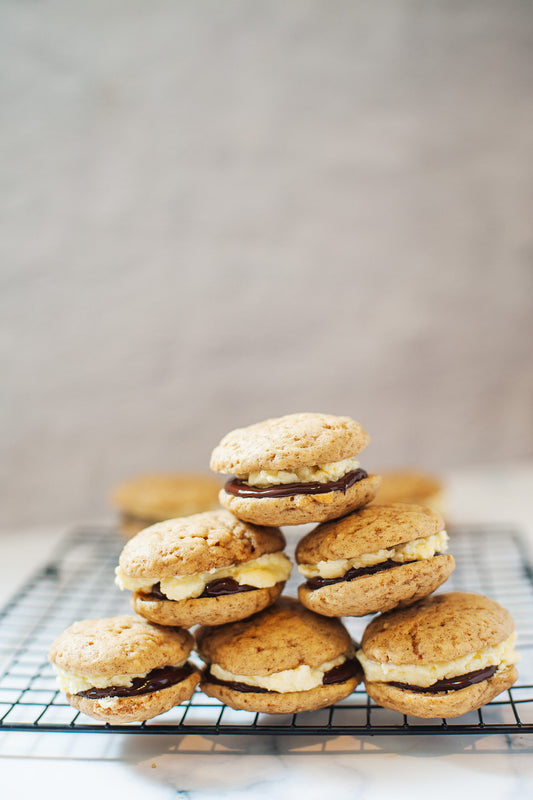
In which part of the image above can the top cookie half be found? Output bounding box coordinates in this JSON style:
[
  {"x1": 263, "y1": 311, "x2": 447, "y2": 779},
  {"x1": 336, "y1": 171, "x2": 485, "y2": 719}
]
[
  {"x1": 210, "y1": 413, "x2": 370, "y2": 475},
  {"x1": 210, "y1": 413, "x2": 380, "y2": 526}
]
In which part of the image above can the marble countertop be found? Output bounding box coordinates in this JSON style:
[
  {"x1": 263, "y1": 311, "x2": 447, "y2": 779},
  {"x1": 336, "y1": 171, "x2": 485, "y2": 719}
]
[{"x1": 1, "y1": 462, "x2": 533, "y2": 799}]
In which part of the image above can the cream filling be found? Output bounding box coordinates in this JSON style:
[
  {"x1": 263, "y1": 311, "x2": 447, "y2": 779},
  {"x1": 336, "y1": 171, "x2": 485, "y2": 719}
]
[
  {"x1": 356, "y1": 633, "x2": 520, "y2": 688},
  {"x1": 298, "y1": 530, "x2": 449, "y2": 579},
  {"x1": 53, "y1": 658, "x2": 187, "y2": 695},
  {"x1": 115, "y1": 551, "x2": 292, "y2": 602},
  {"x1": 209, "y1": 649, "x2": 354, "y2": 693},
  {"x1": 245, "y1": 457, "x2": 360, "y2": 487}
]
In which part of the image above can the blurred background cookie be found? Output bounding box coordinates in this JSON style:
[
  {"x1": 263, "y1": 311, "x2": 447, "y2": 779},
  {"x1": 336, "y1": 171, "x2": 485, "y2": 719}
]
[
  {"x1": 371, "y1": 469, "x2": 443, "y2": 514},
  {"x1": 110, "y1": 472, "x2": 222, "y2": 538}
]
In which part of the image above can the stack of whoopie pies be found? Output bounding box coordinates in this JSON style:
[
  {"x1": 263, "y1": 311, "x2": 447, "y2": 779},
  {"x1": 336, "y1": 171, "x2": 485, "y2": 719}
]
[{"x1": 49, "y1": 412, "x2": 519, "y2": 723}]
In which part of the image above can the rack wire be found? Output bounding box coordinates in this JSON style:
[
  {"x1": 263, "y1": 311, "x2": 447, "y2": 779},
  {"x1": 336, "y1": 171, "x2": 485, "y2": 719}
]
[{"x1": 0, "y1": 524, "x2": 532, "y2": 736}]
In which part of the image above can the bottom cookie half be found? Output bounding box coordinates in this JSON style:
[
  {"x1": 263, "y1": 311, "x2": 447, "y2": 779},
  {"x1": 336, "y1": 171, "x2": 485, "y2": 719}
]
[
  {"x1": 298, "y1": 555, "x2": 455, "y2": 617},
  {"x1": 200, "y1": 673, "x2": 362, "y2": 714},
  {"x1": 365, "y1": 664, "x2": 518, "y2": 719},
  {"x1": 219, "y1": 474, "x2": 382, "y2": 526},
  {"x1": 132, "y1": 583, "x2": 284, "y2": 627},
  {"x1": 67, "y1": 669, "x2": 201, "y2": 723}
]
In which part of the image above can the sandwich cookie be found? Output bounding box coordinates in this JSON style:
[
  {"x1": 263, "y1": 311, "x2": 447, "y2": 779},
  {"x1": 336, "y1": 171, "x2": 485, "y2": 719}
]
[
  {"x1": 210, "y1": 413, "x2": 381, "y2": 526},
  {"x1": 358, "y1": 592, "x2": 519, "y2": 718},
  {"x1": 111, "y1": 472, "x2": 222, "y2": 538},
  {"x1": 196, "y1": 597, "x2": 363, "y2": 714},
  {"x1": 48, "y1": 615, "x2": 200, "y2": 723},
  {"x1": 115, "y1": 510, "x2": 292, "y2": 627},
  {"x1": 297, "y1": 503, "x2": 454, "y2": 617}
]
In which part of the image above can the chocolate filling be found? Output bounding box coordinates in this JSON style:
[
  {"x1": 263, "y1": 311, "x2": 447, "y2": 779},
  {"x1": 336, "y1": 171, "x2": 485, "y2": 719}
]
[
  {"x1": 388, "y1": 665, "x2": 498, "y2": 694},
  {"x1": 224, "y1": 468, "x2": 368, "y2": 499},
  {"x1": 200, "y1": 577, "x2": 256, "y2": 598},
  {"x1": 306, "y1": 558, "x2": 418, "y2": 590},
  {"x1": 142, "y1": 578, "x2": 257, "y2": 602},
  {"x1": 321, "y1": 658, "x2": 361, "y2": 685},
  {"x1": 76, "y1": 663, "x2": 194, "y2": 699},
  {"x1": 144, "y1": 583, "x2": 169, "y2": 600},
  {"x1": 204, "y1": 658, "x2": 361, "y2": 694}
]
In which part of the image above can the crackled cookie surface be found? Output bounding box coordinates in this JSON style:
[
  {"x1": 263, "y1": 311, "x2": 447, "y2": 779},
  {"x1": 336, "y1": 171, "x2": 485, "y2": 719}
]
[
  {"x1": 196, "y1": 597, "x2": 362, "y2": 713},
  {"x1": 297, "y1": 504, "x2": 455, "y2": 617},
  {"x1": 358, "y1": 593, "x2": 519, "y2": 718},
  {"x1": 115, "y1": 510, "x2": 291, "y2": 626},
  {"x1": 49, "y1": 615, "x2": 199, "y2": 723},
  {"x1": 211, "y1": 413, "x2": 381, "y2": 525}
]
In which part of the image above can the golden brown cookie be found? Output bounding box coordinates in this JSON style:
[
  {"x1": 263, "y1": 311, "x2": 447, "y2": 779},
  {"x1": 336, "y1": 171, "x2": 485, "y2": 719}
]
[
  {"x1": 358, "y1": 593, "x2": 519, "y2": 718},
  {"x1": 196, "y1": 597, "x2": 362, "y2": 713},
  {"x1": 115, "y1": 510, "x2": 292, "y2": 627},
  {"x1": 111, "y1": 473, "x2": 222, "y2": 538},
  {"x1": 131, "y1": 584, "x2": 283, "y2": 628},
  {"x1": 48, "y1": 615, "x2": 200, "y2": 723},
  {"x1": 296, "y1": 504, "x2": 454, "y2": 617},
  {"x1": 210, "y1": 413, "x2": 381, "y2": 526}
]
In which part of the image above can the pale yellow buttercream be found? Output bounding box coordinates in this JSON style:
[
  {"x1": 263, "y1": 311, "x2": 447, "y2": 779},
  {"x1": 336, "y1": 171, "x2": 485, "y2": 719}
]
[
  {"x1": 247, "y1": 457, "x2": 360, "y2": 487},
  {"x1": 209, "y1": 649, "x2": 354, "y2": 693},
  {"x1": 298, "y1": 531, "x2": 449, "y2": 579},
  {"x1": 115, "y1": 551, "x2": 292, "y2": 602},
  {"x1": 357, "y1": 633, "x2": 519, "y2": 688},
  {"x1": 53, "y1": 658, "x2": 188, "y2": 695}
]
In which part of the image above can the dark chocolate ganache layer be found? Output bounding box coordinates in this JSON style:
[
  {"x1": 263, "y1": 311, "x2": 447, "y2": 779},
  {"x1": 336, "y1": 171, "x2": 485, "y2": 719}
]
[
  {"x1": 142, "y1": 578, "x2": 257, "y2": 602},
  {"x1": 200, "y1": 577, "x2": 256, "y2": 598},
  {"x1": 306, "y1": 558, "x2": 418, "y2": 591},
  {"x1": 388, "y1": 665, "x2": 498, "y2": 694},
  {"x1": 224, "y1": 468, "x2": 368, "y2": 499},
  {"x1": 144, "y1": 583, "x2": 168, "y2": 600},
  {"x1": 321, "y1": 658, "x2": 361, "y2": 685},
  {"x1": 76, "y1": 663, "x2": 195, "y2": 699},
  {"x1": 204, "y1": 658, "x2": 361, "y2": 694}
]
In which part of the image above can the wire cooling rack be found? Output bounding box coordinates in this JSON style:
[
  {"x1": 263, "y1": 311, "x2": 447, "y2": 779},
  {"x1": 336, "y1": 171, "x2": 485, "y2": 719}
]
[{"x1": 0, "y1": 524, "x2": 532, "y2": 736}]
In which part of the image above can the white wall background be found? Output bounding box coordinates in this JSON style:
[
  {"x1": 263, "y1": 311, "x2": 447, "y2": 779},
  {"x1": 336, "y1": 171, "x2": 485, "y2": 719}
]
[{"x1": 2, "y1": 0, "x2": 532, "y2": 528}]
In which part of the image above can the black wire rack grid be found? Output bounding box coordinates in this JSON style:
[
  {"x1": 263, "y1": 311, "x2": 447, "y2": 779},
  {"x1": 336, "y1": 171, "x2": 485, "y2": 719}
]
[{"x1": 0, "y1": 524, "x2": 532, "y2": 736}]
